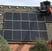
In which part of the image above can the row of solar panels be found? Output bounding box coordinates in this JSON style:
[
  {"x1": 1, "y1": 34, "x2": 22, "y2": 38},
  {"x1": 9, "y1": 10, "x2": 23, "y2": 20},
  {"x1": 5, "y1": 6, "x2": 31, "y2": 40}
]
[
  {"x1": 3, "y1": 21, "x2": 46, "y2": 30},
  {"x1": 4, "y1": 12, "x2": 45, "y2": 21},
  {"x1": 0, "y1": 30, "x2": 48, "y2": 41}
]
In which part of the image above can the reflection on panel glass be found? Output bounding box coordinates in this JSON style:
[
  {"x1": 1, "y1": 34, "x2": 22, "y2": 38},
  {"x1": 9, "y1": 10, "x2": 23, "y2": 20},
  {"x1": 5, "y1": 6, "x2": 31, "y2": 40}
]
[
  {"x1": 13, "y1": 31, "x2": 21, "y2": 41},
  {"x1": 4, "y1": 12, "x2": 12, "y2": 20},
  {"x1": 3, "y1": 21, "x2": 12, "y2": 29},
  {"x1": 22, "y1": 31, "x2": 30, "y2": 41},
  {"x1": 13, "y1": 21, "x2": 20, "y2": 29},
  {"x1": 38, "y1": 22, "x2": 46, "y2": 30},
  {"x1": 29, "y1": 14, "x2": 37, "y2": 21},
  {"x1": 22, "y1": 22, "x2": 29, "y2": 30},
  {"x1": 21, "y1": 13, "x2": 28, "y2": 20},
  {"x1": 4, "y1": 30, "x2": 12, "y2": 40},
  {"x1": 31, "y1": 31, "x2": 39, "y2": 40},
  {"x1": 40, "y1": 32, "x2": 48, "y2": 40},
  {"x1": 30, "y1": 22, "x2": 37, "y2": 30},
  {"x1": 13, "y1": 13, "x2": 20, "y2": 20}
]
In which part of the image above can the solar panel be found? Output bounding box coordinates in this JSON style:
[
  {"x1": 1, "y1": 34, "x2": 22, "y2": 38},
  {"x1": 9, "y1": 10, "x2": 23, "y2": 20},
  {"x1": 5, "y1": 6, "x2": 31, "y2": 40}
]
[
  {"x1": 0, "y1": 30, "x2": 3, "y2": 36},
  {"x1": 40, "y1": 32, "x2": 48, "y2": 40},
  {"x1": 22, "y1": 22, "x2": 29, "y2": 30},
  {"x1": 22, "y1": 31, "x2": 30, "y2": 41},
  {"x1": 29, "y1": 13, "x2": 37, "y2": 21},
  {"x1": 2, "y1": 12, "x2": 48, "y2": 42},
  {"x1": 13, "y1": 21, "x2": 20, "y2": 29},
  {"x1": 38, "y1": 22, "x2": 46, "y2": 30},
  {"x1": 30, "y1": 22, "x2": 38, "y2": 30},
  {"x1": 3, "y1": 21, "x2": 12, "y2": 29},
  {"x1": 13, "y1": 31, "x2": 21, "y2": 41},
  {"x1": 13, "y1": 13, "x2": 20, "y2": 20},
  {"x1": 21, "y1": 13, "x2": 28, "y2": 20},
  {"x1": 31, "y1": 31, "x2": 39, "y2": 40},
  {"x1": 4, "y1": 30, "x2": 12, "y2": 40},
  {"x1": 4, "y1": 12, "x2": 12, "y2": 20}
]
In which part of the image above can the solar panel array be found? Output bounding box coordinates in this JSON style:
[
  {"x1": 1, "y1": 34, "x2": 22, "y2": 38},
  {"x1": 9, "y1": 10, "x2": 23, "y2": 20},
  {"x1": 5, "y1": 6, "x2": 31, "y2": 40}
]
[{"x1": 0, "y1": 12, "x2": 48, "y2": 42}]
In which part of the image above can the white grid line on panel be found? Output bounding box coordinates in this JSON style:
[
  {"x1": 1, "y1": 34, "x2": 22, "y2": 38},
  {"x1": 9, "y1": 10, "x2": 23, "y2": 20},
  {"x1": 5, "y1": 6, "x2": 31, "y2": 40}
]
[
  {"x1": 36, "y1": 14, "x2": 40, "y2": 40},
  {"x1": 20, "y1": 13, "x2": 22, "y2": 41},
  {"x1": 12, "y1": 12, "x2": 13, "y2": 40},
  {"x1": 28, "y1": 13, "x2": 31, "y2": 41}
]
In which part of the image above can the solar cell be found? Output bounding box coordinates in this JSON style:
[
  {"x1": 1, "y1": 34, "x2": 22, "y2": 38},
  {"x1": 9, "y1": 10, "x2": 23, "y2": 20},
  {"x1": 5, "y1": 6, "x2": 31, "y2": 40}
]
[
  {"x1": 13, "y1": 31, "x2": 21, "y2": 41},
  {"x1": 13, "y1": 13, "x2": 20, "y2": 20},
  {"x1": 4, "y1": 30, "x2": 12, "y2": 40},
  {"x1": 0, "y1": 30, "x2": 3, "y2": 36},
  {"x1": 29, "y1": 13, "x2": 37, "y2": 21},
  {"x1": 40, "y1": 32, "x2": 48, "y2": 40},
  {"x1": 30, "y1": 22, "x2": 38, "y2": 30},
  {"x1": 22, "y1": 31, "x2": 30, "y2": 41},
  {"x1": 3, "y1": 21, "x2": 12, "y2": 29},
  {"x1": 13, "y1": 21, "x2": 20, "y2": 29},
  {"x1": 37, "y1": 15, "x2": 45, "y2": 21},
  {"x1": 46, "y1": 15, "x2": 52, "y2": 22},
  {"x1": 4, "y1": 12, "x2": 12, "y2": 20},
  {"x1": 38, "y1": 22, "x2": 46, "y2": 30},
  {"x1": 22, "y1": 22, "x2": 29, "y2": 30},
  {"x1": 31, "y1": 31, "x2": 39, "y2": 40},
  {"x1": 21, "y1": 13, "x2": 28, "y2": 20}
]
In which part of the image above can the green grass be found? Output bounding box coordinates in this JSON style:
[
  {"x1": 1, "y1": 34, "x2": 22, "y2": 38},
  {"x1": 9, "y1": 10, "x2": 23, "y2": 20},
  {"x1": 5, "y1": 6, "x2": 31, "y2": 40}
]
[{"x1": 0, "y1": 35, "x2": 11, "y2": 51}]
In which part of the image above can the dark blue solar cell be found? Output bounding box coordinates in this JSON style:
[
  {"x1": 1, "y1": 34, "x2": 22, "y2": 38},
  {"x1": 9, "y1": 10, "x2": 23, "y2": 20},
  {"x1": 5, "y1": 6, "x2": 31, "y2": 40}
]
[
  {"x1": 3, "y1": 21, "x2": 12, "y2": 29},
  {"x1": 4, "y1": 12, "x2": 12, "y2": 20},
  {"x1": 38, "y1": 22, "x2": 46, "y2": 30},
  {"x1": 22, "y1": 31, "x2": 30, "y2": 41},
  {"x1": 46, "y1": 15, "x2": 52, "y2": 22},
  {"x1": 22, "y1": 22, "x2": 29, "y2": 30},
  {"x1": 21, "y1": 13, "x2": 28, "y2": 20},
  {"x1": 30, "y1": 22, "x2": 38, "y2": 30},
  {"x1": 29, "y1": 14, "x2": 37, "y2": 21},
  {"x1": 31, "y1": 31, "x2": 39, "y2": 40},
  {"x1": 13, "y1": 13, "x2": 20, "y2": 20},
  {"x1": 13, "y1": 21, "x2": 20, "y2": 29},
  {"x1": 4, "y1": 30, "x2": 12, "y2": 40},
  {"x1": 0, "y1": 30, "x2": 3, "y2": 36},
  {"x1": 37, "y1": 14, "x2": 45, "y2": 21},
  {"x1": 40, "y1": 32, "x2": 48, "y2": 40},
  {"x1": 13, "y1": 31, "x2": 21, "y2": 41}
]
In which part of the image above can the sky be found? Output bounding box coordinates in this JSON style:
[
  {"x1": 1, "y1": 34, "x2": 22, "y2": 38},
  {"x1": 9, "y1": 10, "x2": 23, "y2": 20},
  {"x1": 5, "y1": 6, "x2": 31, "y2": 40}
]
[{"x1": 0, "y1": 0, "x2": 52, "y2": 6}]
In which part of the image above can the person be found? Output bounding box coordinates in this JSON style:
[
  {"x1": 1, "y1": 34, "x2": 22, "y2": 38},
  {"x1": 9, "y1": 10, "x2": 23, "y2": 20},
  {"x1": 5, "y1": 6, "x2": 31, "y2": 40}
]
[{"x1": 48, "y1": 8, "x2": 52, "y2": 15}]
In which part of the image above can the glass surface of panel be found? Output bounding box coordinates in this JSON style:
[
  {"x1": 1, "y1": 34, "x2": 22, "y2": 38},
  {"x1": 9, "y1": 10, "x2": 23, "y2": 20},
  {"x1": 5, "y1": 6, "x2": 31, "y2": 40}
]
[
  {"x1": 21, "y1": 13, "x2": 28, "y2": 20},
  {"x1": 29, "y1": 14, "x2": 37, "y2": 21},
  {"x1": 40, "y1": 32, "x2": 48, "y2": 40},
  {"x1": 38, "y1": 22, "x2": 46, "y2": 30},
  {"x1": 22, "y1": 31, "x2": 30, "y2": 41},
  {"x1": 3, "y1": 21, "x2": 12, "y2": 29},
  {"x1": 13, "y1": 21, "x2": 20, "y2": 29},
  {"x1": 31, "y1": 31, "x2": 39, "y2": 40},
  {"x1": 13, "y1": 13, "x2": 20, "y2": 20},
  {"x1": 22, "y1": 22, "x2": 29, "y2": 30},
  {"x1": 46, "y1": 15, "x2": 52, "y2": 23},
  {"x1": 13, "y1": 31, "x2": 21, "y2": 41},
  {"x1": 4, "y1": 30, "x2": 12, "y2": 40},
  {"x1": 30, "y1": 22, "x2": 38, "y2": 30},
  {"x1": 0, "y1": 30, "x2": 3, "y2": 36},
  {"x1": 4, "y1": 12, "x2": 12, "y2": 20},
  {"x1": 37, "y1": 15, "x2": 45, "y2": 21}
]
